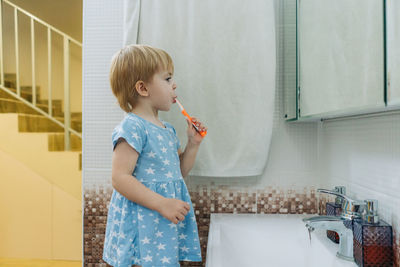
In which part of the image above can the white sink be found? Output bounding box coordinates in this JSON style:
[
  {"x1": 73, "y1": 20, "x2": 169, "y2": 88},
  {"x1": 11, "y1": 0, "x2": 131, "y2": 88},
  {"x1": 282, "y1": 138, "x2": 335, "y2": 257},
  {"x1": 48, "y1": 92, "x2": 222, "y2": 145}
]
[{"x1": 206, "y1": 214, "x2": 357, "y2": 267}]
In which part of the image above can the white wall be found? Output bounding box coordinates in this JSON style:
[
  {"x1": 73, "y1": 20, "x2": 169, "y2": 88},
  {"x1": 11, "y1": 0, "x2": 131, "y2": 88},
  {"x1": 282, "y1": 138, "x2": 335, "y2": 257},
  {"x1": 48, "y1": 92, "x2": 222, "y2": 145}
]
[{"x1": 319, "y1": 114, "x2": 400, "y2": 234}]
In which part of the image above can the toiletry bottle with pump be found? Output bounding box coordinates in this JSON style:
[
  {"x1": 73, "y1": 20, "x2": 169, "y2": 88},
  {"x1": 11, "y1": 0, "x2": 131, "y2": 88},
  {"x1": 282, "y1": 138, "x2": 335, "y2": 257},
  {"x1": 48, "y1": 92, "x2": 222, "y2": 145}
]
[
  {"x1": 326, "y1": 186, "x2": 345, "y2": 243},
  {"x1": 353, "y1": 199, "x2": 394, "y2": 267}
]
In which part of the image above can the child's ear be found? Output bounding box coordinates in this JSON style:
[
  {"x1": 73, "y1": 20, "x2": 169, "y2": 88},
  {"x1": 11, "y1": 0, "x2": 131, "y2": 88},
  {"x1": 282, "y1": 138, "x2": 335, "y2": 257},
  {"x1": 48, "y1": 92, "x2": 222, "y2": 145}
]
[{"x1": 135, "y1": 81, "x2": 149, "y2": 97}]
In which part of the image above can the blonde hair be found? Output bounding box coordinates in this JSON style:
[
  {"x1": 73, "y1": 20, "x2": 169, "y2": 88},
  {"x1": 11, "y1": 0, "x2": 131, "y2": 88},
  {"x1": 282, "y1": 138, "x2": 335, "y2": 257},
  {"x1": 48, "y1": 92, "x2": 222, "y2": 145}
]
[{"x1": 109, "y1": 44, "x2": 174, "y2": 112}]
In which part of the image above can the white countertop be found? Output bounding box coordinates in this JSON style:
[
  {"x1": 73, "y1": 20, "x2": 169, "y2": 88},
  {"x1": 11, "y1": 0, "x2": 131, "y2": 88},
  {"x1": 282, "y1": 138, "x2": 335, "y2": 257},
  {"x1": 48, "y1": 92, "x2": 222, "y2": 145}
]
[{"x1": 206, "y1": 214, "x2": 357, "y2": 267}]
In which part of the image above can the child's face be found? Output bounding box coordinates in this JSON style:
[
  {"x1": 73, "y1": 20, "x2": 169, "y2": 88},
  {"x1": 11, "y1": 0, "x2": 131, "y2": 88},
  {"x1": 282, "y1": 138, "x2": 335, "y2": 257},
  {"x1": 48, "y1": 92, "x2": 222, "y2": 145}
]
[{"x1": 146, "y1": 69, "x2": 177, "y2": 111}]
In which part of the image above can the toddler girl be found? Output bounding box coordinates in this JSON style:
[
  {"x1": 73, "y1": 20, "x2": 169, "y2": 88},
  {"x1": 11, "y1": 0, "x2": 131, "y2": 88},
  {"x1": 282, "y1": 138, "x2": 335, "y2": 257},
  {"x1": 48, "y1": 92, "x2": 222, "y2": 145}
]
[{"x1": 102, "y1": 45, "x2": 206, "y2": 267}]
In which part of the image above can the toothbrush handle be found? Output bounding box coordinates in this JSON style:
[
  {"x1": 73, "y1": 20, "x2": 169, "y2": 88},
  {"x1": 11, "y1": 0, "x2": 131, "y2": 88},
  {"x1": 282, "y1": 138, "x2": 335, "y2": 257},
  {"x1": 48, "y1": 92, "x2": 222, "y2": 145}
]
[{"x1": 181, "y1": 110, "x2": 207, "y2": 137}]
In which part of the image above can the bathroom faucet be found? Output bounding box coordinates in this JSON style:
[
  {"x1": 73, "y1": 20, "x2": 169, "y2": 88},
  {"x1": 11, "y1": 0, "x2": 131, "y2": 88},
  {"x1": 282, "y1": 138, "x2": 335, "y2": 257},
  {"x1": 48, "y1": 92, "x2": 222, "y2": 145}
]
[
  {"x1": 302, "y1": 188, "x2": 366, "y2": 261},
  {"x1": 303, "y1": 216, "x2": 354, "y2": 261},
  {"x1": 317, "y1": 189, "x2": 364, "y2": 220}
]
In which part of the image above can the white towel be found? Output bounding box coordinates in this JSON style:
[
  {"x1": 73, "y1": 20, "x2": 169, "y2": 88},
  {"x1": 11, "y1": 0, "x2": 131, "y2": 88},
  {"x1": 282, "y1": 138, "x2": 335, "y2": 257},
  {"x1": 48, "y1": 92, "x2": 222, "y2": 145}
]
[{"x1": 123, "y1": 0, "x2": 276, "y2": 177}]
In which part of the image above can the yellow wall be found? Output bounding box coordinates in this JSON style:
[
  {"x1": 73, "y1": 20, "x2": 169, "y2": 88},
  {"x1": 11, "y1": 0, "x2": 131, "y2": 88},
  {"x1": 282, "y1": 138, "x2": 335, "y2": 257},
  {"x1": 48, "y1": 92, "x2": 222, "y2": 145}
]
[{"x1": 0, "y1": 149, "x2": 81, "y2": 260}]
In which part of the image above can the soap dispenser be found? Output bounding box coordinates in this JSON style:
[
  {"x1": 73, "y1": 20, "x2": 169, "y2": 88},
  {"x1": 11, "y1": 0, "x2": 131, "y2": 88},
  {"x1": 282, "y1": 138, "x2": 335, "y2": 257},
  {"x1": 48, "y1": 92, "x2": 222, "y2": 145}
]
[
  {"x1": 326, "y1": 186, "x2": 345, "y2": 243},
  {"x1": 353, "y1": 199, "x2": 394, "y2": 267}
]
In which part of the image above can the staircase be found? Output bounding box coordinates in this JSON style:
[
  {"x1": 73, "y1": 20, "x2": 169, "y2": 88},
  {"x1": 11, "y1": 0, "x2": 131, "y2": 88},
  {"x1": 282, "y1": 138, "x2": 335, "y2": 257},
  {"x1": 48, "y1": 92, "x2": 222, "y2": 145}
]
[
  {"x1": 0, "y1": 0, "x2": 82, "y2": 260},
  {"x1": 0, "y1": 76, "x2": 82, "y2": 260}
]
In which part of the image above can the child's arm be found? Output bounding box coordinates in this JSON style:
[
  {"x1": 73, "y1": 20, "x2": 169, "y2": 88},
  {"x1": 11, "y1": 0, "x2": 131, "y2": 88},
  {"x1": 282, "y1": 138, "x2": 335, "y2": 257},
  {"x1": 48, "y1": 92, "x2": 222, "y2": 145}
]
[
  {"x1": 179, "y1": 117, "x2": 207, "y2": 177},
  {"x1": 112, "y1": 140, "x2": 190, "y2": 224}
]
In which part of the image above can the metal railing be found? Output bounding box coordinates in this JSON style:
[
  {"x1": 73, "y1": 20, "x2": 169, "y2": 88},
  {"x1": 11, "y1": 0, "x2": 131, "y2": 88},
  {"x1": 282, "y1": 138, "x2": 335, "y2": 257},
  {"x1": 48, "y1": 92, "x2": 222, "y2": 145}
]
[{"x1": 0, "y1": 0, "x2": 82, "y2": 150}]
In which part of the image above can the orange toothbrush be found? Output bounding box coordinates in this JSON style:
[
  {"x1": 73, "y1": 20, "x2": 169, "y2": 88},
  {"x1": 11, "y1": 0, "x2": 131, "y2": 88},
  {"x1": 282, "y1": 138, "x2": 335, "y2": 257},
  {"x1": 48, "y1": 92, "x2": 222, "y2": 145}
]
[{"x1": 175, "y1": 99, "x2": 207, "y2": 137}]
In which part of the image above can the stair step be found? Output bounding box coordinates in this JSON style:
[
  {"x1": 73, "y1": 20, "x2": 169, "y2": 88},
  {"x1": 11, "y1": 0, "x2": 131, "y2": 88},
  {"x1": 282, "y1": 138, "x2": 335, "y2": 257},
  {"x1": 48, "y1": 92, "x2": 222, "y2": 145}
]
[
  {"x1": 4, "y1": 73, "x2": 16, "y2": 82},
  {"x1": 1, "y1": 85, "x2": 40, "y2": 102},
  {"x1": 0, "y1": 89, "x2": 62, "y2": 108},
  {"x1": 0, "y1": 90, "x2": 70, "y2": 118},
  {"x1": 18, "y1": 114, "x2": 82, "y2": 133},
  {"x1": 0, "y1": 98, "x2": 41, "y2": 115},
  {"x1": 18, "y1": 114, "x2": 64, "y2": 132},
  {"x1": 0, "y1": 95, "x2": 62, "y2": 116},
  {"x1": 48, "y1": 133, "x2": 82, "y2": 151}
]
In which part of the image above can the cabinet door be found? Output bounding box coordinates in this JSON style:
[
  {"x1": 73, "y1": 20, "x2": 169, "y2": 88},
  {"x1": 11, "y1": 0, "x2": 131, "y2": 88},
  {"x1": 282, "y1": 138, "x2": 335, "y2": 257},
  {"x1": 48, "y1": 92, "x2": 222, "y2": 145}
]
[
  {"x1": 298, "y1": 0, "x2": 384, "y2": 118},
  {"x1": 387, "y1": 0, "x2": 400, "y2": 106}
]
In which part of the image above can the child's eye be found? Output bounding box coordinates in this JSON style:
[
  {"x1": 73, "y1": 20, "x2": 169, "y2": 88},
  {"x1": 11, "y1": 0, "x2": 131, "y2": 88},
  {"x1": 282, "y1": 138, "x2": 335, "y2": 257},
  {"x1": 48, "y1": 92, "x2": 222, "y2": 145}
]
[{"x1": 166, "y1": 77, "x2": 172, "y2": 82}]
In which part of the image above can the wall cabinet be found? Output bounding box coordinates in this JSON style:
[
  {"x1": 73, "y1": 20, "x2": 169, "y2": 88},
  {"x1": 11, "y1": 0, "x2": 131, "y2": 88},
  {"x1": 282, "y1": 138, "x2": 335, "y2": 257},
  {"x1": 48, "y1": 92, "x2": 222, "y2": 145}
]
[{"x1": 285, "y1": 0, "x2": 400, "y2": 121}]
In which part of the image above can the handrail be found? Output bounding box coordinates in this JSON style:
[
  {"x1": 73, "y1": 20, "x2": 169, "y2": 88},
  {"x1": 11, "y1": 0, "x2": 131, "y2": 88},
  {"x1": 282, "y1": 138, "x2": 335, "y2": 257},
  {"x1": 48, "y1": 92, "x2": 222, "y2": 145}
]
[
  {"x1": 0, "y1": 0, "x2": 82, "y2": 150},
  {"x1": 2, "y1": 0, "x2": 82, "y2": 47}
]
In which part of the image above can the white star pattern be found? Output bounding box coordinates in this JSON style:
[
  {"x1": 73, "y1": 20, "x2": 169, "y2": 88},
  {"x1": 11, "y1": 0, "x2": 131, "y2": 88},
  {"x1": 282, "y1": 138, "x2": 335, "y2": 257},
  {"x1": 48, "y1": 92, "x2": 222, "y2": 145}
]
[
  {"x1": 118, "y1": 232, "x2": 126, "y2": 239},
  {"x1": 131, "y1": 132, "x2": 140, "y2": 140},
  {"x1": 143, "y1": 254, "x2": 152, "y2": 262},
  {"x1": 138, "y1": 213, "x2": 144, "y2": 221},
  {"x1": 141, "y1": 237, "x2": 150, "y2": 244},
  {"x1": 145, "y1": 167, "x2": 155, "y2": 174},
  {"x1": 180, "y1": 245, "x2": 189, "y2": 252},
  {"x1": 163, "y1": 159, "x2": 170, "y2": 165},
  {"x1": 178, "y1": 222, "x2": 185, "y2": 228},
  {"x1": 169, "y1": 222, "x2": 177, "y2": 229},
  {"x1": 113, "y1": 206, "x2": 121, "y2": 213},
  {"x1": 157, "y1": 134, "x2": 163, "y2": 141},
  {"x1": 154, "y1": 218, "x2": 160, "y2": 224},
  {"x1": 155, "y1": 231, "x2": 163, "y2": 237},
  {"x1": 161, "y1": 256, "x2": 170, "y2": 263},
  {"x1": 157, "y1": 243, "x2": 166, "y2": 250},
  {"x1": 161, "y1": 147, "x2": 167, "y2": 153},
  {"x1": 169, "y1": 141, "x2": 174, "y2": 146},
  {"x1": 179, "y1": 233, "x2": 187, "y2": 240},
  {"x1": 165, "y1": 171, "x2": 173, "y2": 178},
  {"x1": 147, "y1": 151, "x2": 156, "y2": 158}
]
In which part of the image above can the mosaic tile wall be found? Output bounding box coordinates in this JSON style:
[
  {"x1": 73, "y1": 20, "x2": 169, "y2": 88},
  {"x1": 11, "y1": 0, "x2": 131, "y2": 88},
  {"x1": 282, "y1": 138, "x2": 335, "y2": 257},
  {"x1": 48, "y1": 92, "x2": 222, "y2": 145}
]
[{"x1": 84, "y1": 185, "x2": 326, "y2": 267}]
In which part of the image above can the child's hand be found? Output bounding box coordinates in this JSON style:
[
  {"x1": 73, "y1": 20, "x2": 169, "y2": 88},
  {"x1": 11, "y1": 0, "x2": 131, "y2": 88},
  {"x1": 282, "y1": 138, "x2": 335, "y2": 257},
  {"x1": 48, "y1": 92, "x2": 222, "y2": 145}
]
[
  {"x1": 158, "y1": 198, "x2": 190, "y2": 224},
  {"x1": 186, "y1": 117, "x2": 207, "y2": 145}
]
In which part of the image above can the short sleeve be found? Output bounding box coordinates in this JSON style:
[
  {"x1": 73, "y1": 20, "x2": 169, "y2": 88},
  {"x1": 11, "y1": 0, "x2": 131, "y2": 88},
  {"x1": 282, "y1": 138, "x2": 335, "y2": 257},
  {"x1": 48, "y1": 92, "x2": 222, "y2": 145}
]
[{"x1": 112, "y1": 116, "x2": 147, "y2": 154}]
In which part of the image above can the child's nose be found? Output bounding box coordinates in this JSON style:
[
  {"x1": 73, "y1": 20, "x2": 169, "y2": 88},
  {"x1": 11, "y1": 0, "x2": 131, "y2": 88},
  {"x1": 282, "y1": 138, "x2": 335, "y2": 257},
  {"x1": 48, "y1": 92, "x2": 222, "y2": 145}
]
[{"x1": 173, "y1": 82, "x2": 177, "y2": 90}]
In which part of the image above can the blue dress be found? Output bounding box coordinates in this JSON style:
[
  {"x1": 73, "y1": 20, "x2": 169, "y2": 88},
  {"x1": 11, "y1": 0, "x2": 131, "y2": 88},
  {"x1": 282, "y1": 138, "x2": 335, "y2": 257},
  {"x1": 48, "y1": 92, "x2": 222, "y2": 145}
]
[{"x1": 103, "y1": 113, "x2": 202, "y2": 267}]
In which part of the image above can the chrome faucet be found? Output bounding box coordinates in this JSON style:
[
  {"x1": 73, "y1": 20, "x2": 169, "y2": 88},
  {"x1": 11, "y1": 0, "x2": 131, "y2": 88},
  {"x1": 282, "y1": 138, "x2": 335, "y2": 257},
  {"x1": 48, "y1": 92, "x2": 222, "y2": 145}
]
[
  {"x1": 317, "y1": 188, "x2": 364, "y2": 220},
  {"x1": 303, "y1": 216, "x2": 354, "y2": 261},
  {"x1": 302, "y1": 188, "x2": 366, "y2": 261}
]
